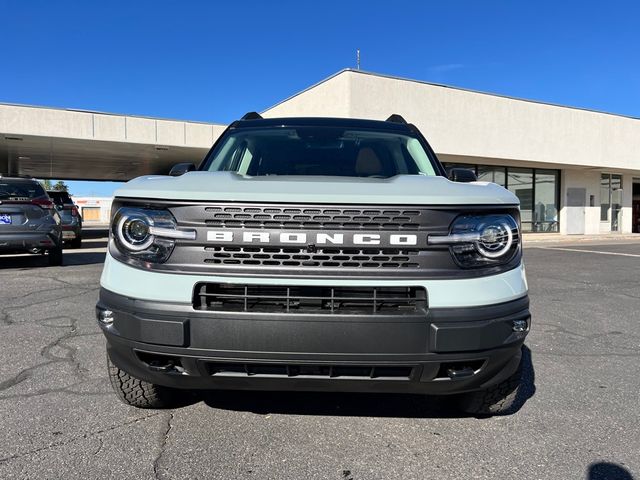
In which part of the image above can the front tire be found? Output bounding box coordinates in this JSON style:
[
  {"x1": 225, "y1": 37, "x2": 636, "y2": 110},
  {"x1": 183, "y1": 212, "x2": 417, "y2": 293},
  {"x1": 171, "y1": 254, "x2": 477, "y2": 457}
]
[
  {"x1": 456, "y1": 362, "x2": 522, "y2": 416},
  {"x1": 107, "y1": 353, "x2": 177, "y2": 408}
]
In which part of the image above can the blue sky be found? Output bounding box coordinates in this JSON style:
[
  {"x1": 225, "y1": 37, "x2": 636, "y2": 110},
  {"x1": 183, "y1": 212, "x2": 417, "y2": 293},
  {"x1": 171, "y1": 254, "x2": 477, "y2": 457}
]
[{"x1": 2, "y1": 0, "x2": 639, "y2": 196}]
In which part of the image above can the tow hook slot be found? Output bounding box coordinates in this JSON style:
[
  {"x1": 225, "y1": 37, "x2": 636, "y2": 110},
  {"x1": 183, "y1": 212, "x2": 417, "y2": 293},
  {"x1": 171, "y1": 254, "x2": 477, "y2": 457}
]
[
  {"x1": 436, "y1": 360, "x2": 485, "y2": 380},
  {"x1": 136, "y1": 352, "x2": 185, "y2": 374},
  {"x1": 148, "y1": 359, "x2": 175, "y2": 373},
  {"x1": 446, "y1": 366, "x2": 475, "y2": 379}
]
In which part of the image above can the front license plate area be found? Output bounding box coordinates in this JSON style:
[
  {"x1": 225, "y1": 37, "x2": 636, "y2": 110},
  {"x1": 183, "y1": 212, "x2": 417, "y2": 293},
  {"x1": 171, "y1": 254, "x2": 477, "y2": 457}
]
[{"x1": 0, "y1": 214, "x2": 12, "y2": 225}]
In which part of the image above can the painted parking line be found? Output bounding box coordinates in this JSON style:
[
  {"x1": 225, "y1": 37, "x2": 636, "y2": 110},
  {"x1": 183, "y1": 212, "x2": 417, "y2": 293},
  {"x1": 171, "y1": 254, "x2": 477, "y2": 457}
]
[{"x1": 533, "y1": 246, "x2": 640, "y2": 258}]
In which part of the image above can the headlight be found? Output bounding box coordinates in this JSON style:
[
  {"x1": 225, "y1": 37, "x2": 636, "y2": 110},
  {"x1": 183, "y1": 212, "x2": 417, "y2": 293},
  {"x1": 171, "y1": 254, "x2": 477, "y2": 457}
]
[
  {"x1": 428, "y1": 214, "x2": 520, "y2": 268},
  {"x1": 111, "y1": 207, "x2": 196, "y2": 263}
]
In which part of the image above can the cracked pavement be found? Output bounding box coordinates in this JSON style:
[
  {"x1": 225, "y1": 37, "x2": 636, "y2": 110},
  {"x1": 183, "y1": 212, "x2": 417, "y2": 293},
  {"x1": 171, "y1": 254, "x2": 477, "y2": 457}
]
[{"x1": 0, "y1": 234, "x2": 639, "y2": 479}]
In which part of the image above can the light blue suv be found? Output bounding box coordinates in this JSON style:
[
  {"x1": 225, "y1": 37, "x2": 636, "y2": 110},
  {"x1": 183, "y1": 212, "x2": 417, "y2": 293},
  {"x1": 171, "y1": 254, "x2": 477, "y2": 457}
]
[{"x1": 98, "y1": 114, "x2": 530, "y2": 415}]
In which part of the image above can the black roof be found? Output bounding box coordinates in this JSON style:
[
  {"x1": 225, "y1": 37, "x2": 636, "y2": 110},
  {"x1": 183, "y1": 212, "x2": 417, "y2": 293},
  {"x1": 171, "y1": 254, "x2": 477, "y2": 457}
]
[{"x1": 231, "y1": 117, "x2": 412, "y2": 132}]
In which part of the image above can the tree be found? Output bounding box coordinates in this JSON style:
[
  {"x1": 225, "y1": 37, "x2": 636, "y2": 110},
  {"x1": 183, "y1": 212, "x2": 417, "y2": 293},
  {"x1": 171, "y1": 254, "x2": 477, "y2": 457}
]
[
  {"x1": 52, "y1": 181, "x2": 69, "y2": 192},
  {"x1": 39, "y1": 179, "x2": 71, "y2": 194}
]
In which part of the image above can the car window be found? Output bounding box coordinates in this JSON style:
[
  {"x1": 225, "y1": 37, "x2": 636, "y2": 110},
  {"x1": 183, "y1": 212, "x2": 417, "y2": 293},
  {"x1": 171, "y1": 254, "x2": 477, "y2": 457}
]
[
  {"x1": 0, "y1": 181, "x2": 47, "y2": 200},
  {"x1": 203, "y1": 127, "x2": 438, "y2": 177},
  {"x1": 47, "y1": 191, "x2": 74, "y2": 206}
]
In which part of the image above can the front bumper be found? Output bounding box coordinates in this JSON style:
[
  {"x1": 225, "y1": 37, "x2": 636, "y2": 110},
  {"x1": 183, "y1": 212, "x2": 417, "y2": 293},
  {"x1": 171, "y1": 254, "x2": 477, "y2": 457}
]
[{"x1": 98, "y1": 288, "x2": 530, "y2": 395}]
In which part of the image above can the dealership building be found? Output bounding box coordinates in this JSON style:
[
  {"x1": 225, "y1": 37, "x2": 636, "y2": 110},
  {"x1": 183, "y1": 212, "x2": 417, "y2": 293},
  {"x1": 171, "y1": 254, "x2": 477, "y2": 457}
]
[{"x1": 1, "y1": 69, "x2": 639, "y2": 235}]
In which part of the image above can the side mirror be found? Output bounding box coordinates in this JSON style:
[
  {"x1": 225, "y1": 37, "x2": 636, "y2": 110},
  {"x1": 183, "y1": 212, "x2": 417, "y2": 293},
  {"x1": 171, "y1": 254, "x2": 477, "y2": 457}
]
[
  {"x1": 169, "y1": 163, "x2": 196, "y2": 176},
  {"x1": 447, "y1": 168, "x2": 477, "y2": 183}
]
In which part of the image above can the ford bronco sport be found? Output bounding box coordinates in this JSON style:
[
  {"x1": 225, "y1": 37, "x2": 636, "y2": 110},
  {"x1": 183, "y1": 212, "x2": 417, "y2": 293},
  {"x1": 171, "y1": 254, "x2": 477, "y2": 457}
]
[{"x1": 97, "y1": 114, "x2": 530, "y2": 415}]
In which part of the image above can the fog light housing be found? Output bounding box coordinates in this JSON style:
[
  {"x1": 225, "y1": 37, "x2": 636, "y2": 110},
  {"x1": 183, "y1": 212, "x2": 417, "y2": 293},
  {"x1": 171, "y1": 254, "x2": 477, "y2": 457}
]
[
  {"x1": 512, "y1": 318, "x2": 529, "y2": 333},
  {"x1": 96, "y1": 307, "x2": 114, "y2": 325}
]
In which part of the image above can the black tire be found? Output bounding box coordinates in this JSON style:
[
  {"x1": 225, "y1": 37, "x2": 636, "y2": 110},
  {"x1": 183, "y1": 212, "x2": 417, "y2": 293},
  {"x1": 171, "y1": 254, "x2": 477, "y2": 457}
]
[
  {"x1": 70, "y1": 236, "x2": 82, "y2": 249},
  {"x1": 47, "y1": 244, "x2": 63, "y2": 266},
  {"x1": 456, "y1": 362, "x2": 522, "y2": 416},
  {"x1": 107, "y1": 353, "x2": 176, "y2": 409}
]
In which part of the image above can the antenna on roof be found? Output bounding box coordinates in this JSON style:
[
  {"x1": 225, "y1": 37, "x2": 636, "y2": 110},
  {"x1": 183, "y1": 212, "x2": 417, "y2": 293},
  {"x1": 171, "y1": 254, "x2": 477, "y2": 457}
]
[{"x1": 356, "y1": 49, "x2": 361, "y2": 70}]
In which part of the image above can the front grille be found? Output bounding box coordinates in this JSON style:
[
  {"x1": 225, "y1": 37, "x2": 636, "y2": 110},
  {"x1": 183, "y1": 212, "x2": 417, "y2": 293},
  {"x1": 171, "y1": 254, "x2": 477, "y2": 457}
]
[
  {"x1": 206, "y1": 362, "x2": 414, "y2": 380},
  {"x1": 204, "y1": 205, "x2": 426, "y2": 230},
  {"x1": 146, "y1": 201, "x2": 521, "y2": 278},
  {"x1": 203, "y1": 246, "x2": 420, "y2": 269},
  {"x1": 193, "y1": 284, "x2": 427, "y2": 315}
]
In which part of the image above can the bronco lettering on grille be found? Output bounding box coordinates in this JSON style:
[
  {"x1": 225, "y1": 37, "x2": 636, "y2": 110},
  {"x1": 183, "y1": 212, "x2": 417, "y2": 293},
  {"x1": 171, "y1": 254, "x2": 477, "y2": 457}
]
[{"x1": 206, "y1": 230, "x2": 419, "y2": 246}]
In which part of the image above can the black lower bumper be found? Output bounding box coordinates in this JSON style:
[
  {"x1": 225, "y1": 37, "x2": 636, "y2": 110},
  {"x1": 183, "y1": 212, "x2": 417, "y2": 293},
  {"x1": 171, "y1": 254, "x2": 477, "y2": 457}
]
[
  {"x1": 0, "y1": 231, "x2": 60, "y2": 253},
  {"x1": 98, "y1": 288, "x2": 530, "y2": 395}
]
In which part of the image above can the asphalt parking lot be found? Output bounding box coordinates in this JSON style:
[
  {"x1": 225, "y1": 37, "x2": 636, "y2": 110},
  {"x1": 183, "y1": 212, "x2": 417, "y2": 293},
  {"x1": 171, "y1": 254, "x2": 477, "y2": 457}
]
[{"x1": 0, "y1": 233, "x2": 638, "y2": 480}]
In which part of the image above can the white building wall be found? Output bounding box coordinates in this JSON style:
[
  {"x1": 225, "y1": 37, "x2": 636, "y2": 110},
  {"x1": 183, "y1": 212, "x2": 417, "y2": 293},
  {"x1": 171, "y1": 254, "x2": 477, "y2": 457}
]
[
  {"x1": 262, "y1": 73, "x2": 352, "y2": 118},
  {"x1": 344, "y1": 70, "x2": 640, "y2": 172},
  {"x1": 0, "y1": 103, "x2": 225, "y2": 148},
  {"x1": 560, "y1": 169, "x2": 601, "y2": 235}
]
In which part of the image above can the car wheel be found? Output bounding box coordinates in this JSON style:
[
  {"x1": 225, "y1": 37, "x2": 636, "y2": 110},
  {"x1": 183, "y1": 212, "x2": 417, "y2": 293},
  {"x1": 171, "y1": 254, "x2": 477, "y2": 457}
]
[
  {"x1": 107, "y1": 352, "x2": 177, "y2": 409},
  {"x1": 456, "y1": 360, "x2": 522, "y2": 416},
  {"x1": 47, "y1": 244, "x2": 63, "y2": 266},
  {"x1": 70, "y1": 236, "x2": 82, "y2": 249}
]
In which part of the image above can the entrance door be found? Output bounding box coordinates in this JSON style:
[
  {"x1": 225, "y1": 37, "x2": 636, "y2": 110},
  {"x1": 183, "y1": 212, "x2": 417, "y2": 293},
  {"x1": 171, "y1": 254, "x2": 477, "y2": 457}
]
[{"x1": 566, "y1": 188, "x2": 586, "y2": 234}]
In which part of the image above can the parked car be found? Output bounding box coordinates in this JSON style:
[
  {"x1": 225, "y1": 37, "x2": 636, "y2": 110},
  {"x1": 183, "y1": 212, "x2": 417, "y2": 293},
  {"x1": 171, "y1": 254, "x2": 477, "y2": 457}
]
[
  {"x1": 47, "y1": 190, "x2": 82, "y2": 248},
  {"x1": 0, "y1": 175, "x2": 63, "y2": 265},
  {"x1": 97, "y1": 114, "x2": 530, "y2": 415}
]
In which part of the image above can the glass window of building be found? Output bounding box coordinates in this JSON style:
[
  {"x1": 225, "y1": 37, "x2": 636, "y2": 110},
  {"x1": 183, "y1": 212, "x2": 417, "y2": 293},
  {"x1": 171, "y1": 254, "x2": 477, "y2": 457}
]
[
  {"x1": 600, "y1": 174, "x2": 611, "y2": 221},
  {"x1": 442, "y1": 162, "x2": 560, "y2": 233},
  {"x1": 611, "y1": 174, "x2": 623, "y2": 231},
  {"x1": 507, "y1": 168, "x2": 534, "y2": 232},
  {"x1": 443, "y1": 163, "x2": 476, "y2": 175},
  {"x1": 601, "y1": 174, "x2": 623, "y2": 231},
  {"x1": 477, "y1": 165, "x2": 506, "y2": 187},
  {"x1": 534, "y1": 170, "x2": 559, "y2": 232}
]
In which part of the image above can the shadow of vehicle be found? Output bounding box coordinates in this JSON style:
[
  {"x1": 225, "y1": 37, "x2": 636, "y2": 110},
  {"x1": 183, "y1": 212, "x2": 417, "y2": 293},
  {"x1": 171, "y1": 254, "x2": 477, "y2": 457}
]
[
  {"x1": 0, "y1": 250, "x2": 106, "y2": 268},
  {"x1": 505, "y1": 344, "x2": 536, "y2": 415},
  {"x1": 81, "y1": 227, "x2": 109, "y2": 240},
  {"x1": 587, "y1": 462, "x2": 635, "y2": 480},
  {"x1": 195, "y1": 345, "x2": 536, "y2": 419}
]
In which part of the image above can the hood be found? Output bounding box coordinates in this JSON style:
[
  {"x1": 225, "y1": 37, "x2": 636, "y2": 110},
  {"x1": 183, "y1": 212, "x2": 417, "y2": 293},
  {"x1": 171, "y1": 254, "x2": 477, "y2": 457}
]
[{"x1": 113, "y1": 172, "x2": 519, "y2": 206}]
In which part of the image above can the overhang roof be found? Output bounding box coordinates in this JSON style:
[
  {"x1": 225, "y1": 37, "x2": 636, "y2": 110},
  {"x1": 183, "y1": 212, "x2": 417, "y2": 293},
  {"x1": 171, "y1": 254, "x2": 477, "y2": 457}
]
[{"x1": 0, "y1": 103, "x2": 225, "y2": 181}]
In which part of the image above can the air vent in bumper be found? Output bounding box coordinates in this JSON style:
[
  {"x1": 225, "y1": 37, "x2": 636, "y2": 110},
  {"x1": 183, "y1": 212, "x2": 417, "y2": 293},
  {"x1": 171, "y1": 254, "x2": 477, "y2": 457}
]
[
  {"x1": 193, "y1": 283, "x2": 427, "y2": 315},
  {"x1": 206, "y1": 362, "x2": 414, "y2": 380}
]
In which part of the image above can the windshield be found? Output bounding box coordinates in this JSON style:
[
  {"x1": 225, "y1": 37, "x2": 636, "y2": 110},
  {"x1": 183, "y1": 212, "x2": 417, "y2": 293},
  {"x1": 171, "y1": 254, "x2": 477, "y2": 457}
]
[
  {"x1": 202, "y1": 127, "x2": 438, "y2": 177},
  {"x1": 0, "y1": 181, "x2": 47, "y2": 200}
]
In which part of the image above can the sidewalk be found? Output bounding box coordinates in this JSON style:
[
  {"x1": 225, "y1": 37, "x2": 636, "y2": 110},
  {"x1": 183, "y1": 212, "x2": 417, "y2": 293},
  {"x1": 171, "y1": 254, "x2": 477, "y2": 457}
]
[{"x1": 523, "y1": 232, "x2": 640, "y2": 244}]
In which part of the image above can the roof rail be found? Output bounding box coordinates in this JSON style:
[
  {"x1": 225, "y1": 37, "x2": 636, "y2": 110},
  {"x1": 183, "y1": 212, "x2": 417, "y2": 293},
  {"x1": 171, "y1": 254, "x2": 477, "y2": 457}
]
[
  {"x1": 241, "y1": 111, "x2": 263, "y2": 120},
  {"x1": 386, "y1": 114, "x2": 407, "y2": 124}
]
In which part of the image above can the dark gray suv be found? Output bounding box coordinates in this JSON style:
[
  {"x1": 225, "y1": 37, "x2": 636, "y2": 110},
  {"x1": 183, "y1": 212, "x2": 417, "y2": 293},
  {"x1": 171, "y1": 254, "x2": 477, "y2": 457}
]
[{"x1": 0, "y1": 176, "x2": 63, "y2": 266}]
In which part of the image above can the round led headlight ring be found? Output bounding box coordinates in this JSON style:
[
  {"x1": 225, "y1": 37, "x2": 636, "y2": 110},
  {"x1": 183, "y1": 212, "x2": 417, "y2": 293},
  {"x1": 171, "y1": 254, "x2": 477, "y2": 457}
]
[
  {"x1": 117, "y1": 214, "x2": 154, "y2": 251},
  {"x1": 476, "y1": 222, "x2": 514, "y2": 258}
]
